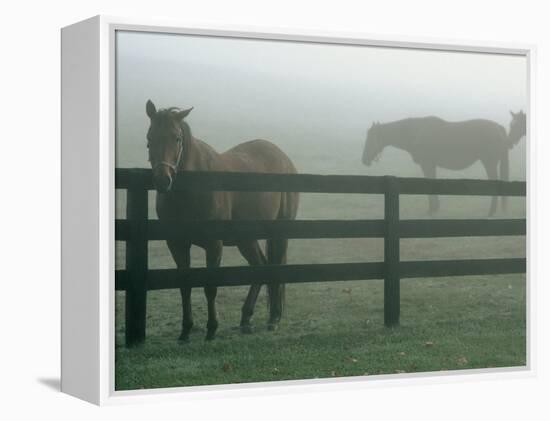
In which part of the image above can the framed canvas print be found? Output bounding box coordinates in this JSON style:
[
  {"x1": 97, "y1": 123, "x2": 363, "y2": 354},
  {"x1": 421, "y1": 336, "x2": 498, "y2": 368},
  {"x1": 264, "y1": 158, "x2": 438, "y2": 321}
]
[{"x1": 61, "y1": 16, "x2": 532, "y2": 405}]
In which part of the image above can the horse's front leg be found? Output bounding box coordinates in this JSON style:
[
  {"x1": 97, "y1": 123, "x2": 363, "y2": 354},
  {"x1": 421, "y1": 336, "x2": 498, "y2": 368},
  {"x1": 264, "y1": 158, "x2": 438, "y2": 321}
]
[
  {"x1": 421, "y1": 162, "x2": 440, "y2": 214},
  {"x1": 166, "y1": 239, "x2": 193, "y2": 342},
  {"x1": 205, "y1": 241, "x2": 222, "y2": 340}
]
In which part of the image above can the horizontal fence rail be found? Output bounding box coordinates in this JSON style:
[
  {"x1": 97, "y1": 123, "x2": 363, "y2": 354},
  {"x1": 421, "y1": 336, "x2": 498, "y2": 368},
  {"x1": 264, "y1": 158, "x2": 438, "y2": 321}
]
[
  {"x1": 115, "y1": 168, "x2": 527, "y2": 346},
  {"x1": 115, "y1": 218, "x2": 526, "y2": 241},
  {"x1": 116, "y1": 168, "x2": 526, "y2": 196},
  {"x1": 400, "y1": 258, "x2": 526, "y2": 278},
  {"x1": 115, "y1": 258, "x2": 526, "y2": 291},
  {"x1": 116, "y1": 262, "x2": 386, "y2": 291},
  {"x1": 116, "y1": 219, "x2": 386, "y2": 241},
  {"x1": 399, "y1": 219, "x2": 526, "y2": 238}
]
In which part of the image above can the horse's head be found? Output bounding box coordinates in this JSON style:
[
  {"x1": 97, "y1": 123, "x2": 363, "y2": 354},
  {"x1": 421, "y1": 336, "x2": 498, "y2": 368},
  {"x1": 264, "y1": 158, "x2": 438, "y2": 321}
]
[
  {"x1": 145, "y1": 100, "x2": 193, "y2": 193},
  {"x1": 509, "y1": 110, "x2": 526, "y2": 143},
  {"x1": 362, "y1": 121, "x2": 384, "y2": 166}
]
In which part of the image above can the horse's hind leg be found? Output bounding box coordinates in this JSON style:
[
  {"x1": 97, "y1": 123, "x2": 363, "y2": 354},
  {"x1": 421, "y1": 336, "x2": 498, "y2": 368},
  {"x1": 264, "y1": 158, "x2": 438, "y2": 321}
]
[
  {"x1": 240, "y1": 285, "x2": 261, "y2": 334},
  {"x1": 237, "y1": 241, "x2": 267, "y2": 334},
  {"x1": 166, "y1": 240, "x2": 193, "y2": 342},
  {"x1": 482, "y1": 159, "x2": 499, "y2": 217},
  {"x1": 179, "y1": 287, "x2": 193, "y2": 342},
  {"x1": 266, "y1": 238, "x2": 288, "y2": 331},
  {"x1": 205, "y1": 241, "x2": 223, "y2": 341}
]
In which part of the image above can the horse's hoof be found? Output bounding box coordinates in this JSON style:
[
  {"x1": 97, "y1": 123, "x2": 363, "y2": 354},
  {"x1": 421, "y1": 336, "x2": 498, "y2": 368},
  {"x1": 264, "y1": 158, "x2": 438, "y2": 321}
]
[
  {"x1": 178, "y1": 335, "x2": 190, "y2": 344},
  {"x1": 240, "y1": 324, "x2": 253, "y2": 334},
  {"x1": 205, "y1": 331, "x2": 216, "y2": 341}
]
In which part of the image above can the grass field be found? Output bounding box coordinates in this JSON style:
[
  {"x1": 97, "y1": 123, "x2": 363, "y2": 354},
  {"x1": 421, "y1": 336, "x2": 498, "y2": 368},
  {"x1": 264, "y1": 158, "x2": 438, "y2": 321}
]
[
  {"x1": 115, "y1": 187, "x2": 526, "y2": 390},
  {"x1": 115, "y1": 274, "x2": 525, "y2": 390}
]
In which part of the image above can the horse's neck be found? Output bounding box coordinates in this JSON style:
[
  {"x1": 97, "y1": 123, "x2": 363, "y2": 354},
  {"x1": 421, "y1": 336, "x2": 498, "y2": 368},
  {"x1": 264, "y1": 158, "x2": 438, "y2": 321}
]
[
  {"x1": 179, "y1": 123, "x2": 221, "y2": 171},
  {"x1": 379, "y1": 120, "x2": 414, "y2": 151},
  {"x1": 182, "y1": 137, "x2": 222, "y2": 171},
  {"x1": 508, "y1": 124, "x2": 526, "y2": 146}
]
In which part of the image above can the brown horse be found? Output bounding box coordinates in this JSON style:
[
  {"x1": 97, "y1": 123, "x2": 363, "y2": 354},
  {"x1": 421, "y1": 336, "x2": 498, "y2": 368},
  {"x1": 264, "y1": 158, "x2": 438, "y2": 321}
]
[
  {"x1": 362, "y1": 111, "x2": 526, "y2": 215},
  {"x1": 145, "y1": 100, "x2": 299, "y2": 341}
]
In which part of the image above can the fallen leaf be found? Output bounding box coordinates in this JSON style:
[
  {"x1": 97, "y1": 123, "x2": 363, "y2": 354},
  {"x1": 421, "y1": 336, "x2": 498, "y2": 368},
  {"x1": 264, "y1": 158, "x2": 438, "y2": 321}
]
[
  {"x1": 397, "y1": 351, "x2": 406, "y2": 356},
  {"x1": 457, "y1": 356, "x2": 468, "y2": 365},
  {"x1": 272, "y1": 367, "x2": 279, "y2": 374},
  {"x1": 345, "y1": 356, "x2": 358, "y2": 363},
  {"x1": 330, "y1": 370, "x2": 339, "y2": 377},
  {"x1": 424, "y1": 341, "x2": 434, "y2": 347}
]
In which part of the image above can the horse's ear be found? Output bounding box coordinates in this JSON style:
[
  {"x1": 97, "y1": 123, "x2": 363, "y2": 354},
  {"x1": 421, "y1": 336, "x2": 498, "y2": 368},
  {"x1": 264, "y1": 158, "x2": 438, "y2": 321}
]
[
  {"x1": 510, "y1": 110, "x2": 516, "y2": 118},
  {"x1": 146, "y1": 100, "x2": 157, "y2": 119},
  {"x1": 174, "y1": 107, "x2": 194, "y2": 121}
]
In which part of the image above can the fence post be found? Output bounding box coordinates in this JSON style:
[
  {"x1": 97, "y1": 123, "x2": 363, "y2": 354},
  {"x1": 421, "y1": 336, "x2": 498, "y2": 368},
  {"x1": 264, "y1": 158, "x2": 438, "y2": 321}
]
[
  {"x1": 384, "y1": 176, "x2": 400, "y2": 326},
  {"x1": 125, "y1": 187, "x2": 148, "y2": 346}
]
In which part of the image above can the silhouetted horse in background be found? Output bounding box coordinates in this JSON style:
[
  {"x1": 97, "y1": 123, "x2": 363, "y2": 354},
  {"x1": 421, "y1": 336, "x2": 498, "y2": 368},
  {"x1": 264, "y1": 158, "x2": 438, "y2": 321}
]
[
  {"x1": 362, "y1": 111, "x2": 526, "y2": 215},
  {"x1": 145, "y1": 100, "x2": 299, "y2": 341}
]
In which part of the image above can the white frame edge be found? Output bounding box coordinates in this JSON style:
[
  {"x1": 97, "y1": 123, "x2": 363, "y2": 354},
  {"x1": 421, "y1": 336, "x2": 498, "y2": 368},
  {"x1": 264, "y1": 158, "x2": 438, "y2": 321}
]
[
  {"x1": 61, "y1": 15, "x2": 101, "y2": 404},
  {"x1": 60, "y1": 14, "x2": 536, "y2": 406}
]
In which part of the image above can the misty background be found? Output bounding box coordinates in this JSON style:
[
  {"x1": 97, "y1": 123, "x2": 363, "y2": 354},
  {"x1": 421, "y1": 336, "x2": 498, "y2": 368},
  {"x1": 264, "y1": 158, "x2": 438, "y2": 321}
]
[
  {"x1": 115, "y1": 30, "x2": 527, "y2": 181},
  {"x1": 115, "y1": 30, "x2": 527, "y2": 269}
]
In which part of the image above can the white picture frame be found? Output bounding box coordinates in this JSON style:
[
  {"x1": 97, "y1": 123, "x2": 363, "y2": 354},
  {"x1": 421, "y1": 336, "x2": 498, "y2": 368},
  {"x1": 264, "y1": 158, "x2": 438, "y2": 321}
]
[{"x1": 61, "y1": 15, "x2": 534, "y2": 405}]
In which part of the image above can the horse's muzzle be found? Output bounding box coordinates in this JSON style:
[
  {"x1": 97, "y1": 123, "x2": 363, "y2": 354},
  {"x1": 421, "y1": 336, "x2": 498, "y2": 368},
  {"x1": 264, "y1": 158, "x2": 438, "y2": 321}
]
[{"x1": 154, "y1": 174, "x2": 173, "y2": 193}]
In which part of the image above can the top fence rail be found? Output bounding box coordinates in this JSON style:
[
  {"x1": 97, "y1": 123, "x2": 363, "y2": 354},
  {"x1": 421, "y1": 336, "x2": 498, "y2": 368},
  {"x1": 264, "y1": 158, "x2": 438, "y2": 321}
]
[{"x1": 115, "y1": 168, "x2": 526, "y2": 196}]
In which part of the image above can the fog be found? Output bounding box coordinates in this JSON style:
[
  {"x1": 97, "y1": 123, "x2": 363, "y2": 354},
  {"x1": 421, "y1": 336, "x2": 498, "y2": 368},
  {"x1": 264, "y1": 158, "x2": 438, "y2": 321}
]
[{"x1": 116, "y1": 31, "x2": 527, "y2": 180}]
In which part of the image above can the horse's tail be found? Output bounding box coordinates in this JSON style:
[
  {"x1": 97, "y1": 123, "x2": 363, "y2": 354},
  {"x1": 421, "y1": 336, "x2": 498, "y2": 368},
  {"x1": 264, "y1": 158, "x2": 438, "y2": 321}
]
[
  {"x1": 500, "y1": 149, "x2": 510, "y2": 211},
  {"x1": 265, "y1": 191, "x2": 299, "y2": 316}
]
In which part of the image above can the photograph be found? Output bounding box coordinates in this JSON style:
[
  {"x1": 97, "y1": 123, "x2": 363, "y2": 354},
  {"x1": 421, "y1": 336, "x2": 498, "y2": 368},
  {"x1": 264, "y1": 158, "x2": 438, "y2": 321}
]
[{"x1": 114, "y1": 29, "x2": 527, "y2": 391}]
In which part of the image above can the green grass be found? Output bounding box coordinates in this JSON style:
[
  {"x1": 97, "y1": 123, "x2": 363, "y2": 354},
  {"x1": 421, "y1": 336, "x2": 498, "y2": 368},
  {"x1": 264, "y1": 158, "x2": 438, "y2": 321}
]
[{"x1": 115, "y1": 273, "x2": 526, "y2": 390}]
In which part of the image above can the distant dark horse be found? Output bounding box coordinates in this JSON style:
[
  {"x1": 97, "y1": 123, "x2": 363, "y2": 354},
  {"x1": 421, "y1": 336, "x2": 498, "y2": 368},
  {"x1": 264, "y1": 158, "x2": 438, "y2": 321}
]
[
  {"x1": 362, "y1": 111, "x2": 526, "y2": 215},
  {"x1": 145, "y1": 100, "x2": 299, "y2": 341}
]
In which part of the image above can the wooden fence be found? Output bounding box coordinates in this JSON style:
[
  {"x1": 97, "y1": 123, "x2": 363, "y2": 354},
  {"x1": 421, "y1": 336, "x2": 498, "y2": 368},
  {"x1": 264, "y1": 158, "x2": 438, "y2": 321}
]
[{"x1": 115, "y1": 169, "x2": 526, "y2": 346}]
